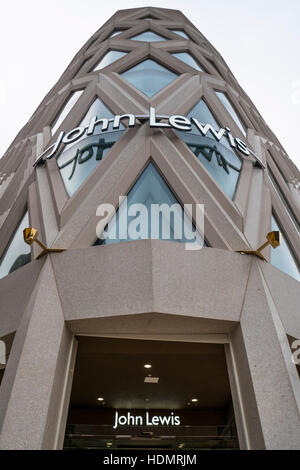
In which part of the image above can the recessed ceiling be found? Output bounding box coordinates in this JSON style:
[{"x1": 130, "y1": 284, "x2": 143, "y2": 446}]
[{"x1": 69, "y1": 337, "x2": 231, "y2": 410}]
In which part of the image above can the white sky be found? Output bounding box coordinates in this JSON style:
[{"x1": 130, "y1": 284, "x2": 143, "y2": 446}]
[{"x1": 0, "y1": 0, "x2": 299, "y2": 169}]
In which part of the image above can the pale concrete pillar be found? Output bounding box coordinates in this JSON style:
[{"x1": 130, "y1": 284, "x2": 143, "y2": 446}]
[
  {"x1": 0, "y1": 257, "x2": 77, "y2": 449},
  {"x1": 231, "y1": 259, "x2": 300, "y2": 450}
]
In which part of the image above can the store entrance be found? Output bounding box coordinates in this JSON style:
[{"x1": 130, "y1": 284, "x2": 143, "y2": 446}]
[{"x1": 64, "y1": 337, "x2": 239, "y2": 450}]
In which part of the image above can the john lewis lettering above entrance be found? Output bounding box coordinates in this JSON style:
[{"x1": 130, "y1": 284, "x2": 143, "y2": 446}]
[
  {"x1": 35, "y1": 107, "x2": 263, "y2": 167},
  {"x1": 113, "y1": 410, "x2": 181, "y2": 429}
]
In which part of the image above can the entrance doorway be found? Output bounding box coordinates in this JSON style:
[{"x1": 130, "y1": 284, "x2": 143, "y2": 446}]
[{"x1": 64, "y1": 337, "x2": 239, "y2": 450}]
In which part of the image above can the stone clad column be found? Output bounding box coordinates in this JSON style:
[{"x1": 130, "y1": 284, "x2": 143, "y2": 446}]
[
  {"x1": 0, "y1": 256, "x2": 77, "y2": 449},
  {"x1": 231, "y1": 260, "x2": 300, "y2": 450}
]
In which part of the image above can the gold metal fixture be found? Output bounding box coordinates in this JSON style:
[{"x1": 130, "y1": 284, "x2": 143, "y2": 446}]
[
  {"x1": 237, "y1": 231, "x2": 281, "y2": 262},
  {"x1": 23, "y1": 227, "x2": 65, "y2": 260}
]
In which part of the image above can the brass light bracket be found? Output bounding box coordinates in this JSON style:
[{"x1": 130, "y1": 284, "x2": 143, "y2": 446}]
[
  {"x1": 236, "y1": 231, "x2": 281, "y2": 262},
  {"x1": 23, "y1": 227, "x2": 65, "y2": 260}
]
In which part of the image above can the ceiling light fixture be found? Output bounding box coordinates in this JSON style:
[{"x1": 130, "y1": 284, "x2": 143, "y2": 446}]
[
  {"x1": 144, "y1": 364, "x2": 152, "y2": 369},
  {"x1": 191, "y1": 398, "x2": 198, "y2": 403},
  {"x1": 97, "y1": 397, "x2": 104, "y2": 401}
]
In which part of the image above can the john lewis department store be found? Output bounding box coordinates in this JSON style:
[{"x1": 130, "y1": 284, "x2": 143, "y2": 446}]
[{"x1": 0, "y1": 7, "x2": 300, "y2": 450}]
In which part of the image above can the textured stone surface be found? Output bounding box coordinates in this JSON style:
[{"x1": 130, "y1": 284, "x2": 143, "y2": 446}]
[
  {"x1": 0, "y1": 259, "x2": 45, "y2": 337},
  {"x1": 51, "y1": 242, "x2": 252, "y2": 323},
  {"x1": 260, "y1": 261, "x2": 300, "y2": 339},
  {"x1": 239, "y1": 261, "x2": 300, "y2": 449},
  {"x1": 0, "y1": 258, "x2": 75, "y2": 450}
]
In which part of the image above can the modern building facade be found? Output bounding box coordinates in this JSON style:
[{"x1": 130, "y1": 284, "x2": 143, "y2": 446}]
[{"x1": 0, "y1": 6, "x2": 299, "y2": 450}]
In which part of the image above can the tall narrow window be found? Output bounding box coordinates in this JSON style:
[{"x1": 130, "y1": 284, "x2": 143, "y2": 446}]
[
  {"x1": 267, "y1": 150, "x2": 289, "y2": 185},
  {"x1": 215, "y1": 91, "x2": 246, "y2": 136},
  {"x1": 51, "y1": 90, "x2": 83, "y2": 136},
  {"x1": 94, "y1": 162, "x2": 204, "y2": 248},
  {"x1": 0, "y1": 212, "x2": 31, "y2": 279},
  {"x1": 271, "y1": 215, "x2": 300, "y2": 281},
  {"x1": 268, "y1": 167, "x2": 299, "y2": 232},
  {"x1": 57, "y1": 98, "x2": 125, "y2": 196},
  {"x1": 121, "y1": 59, "x2": 178, "y2": 97},
  {"x1": 176, "y1": 99, "x2": 242, "y2": 200},
  {"x1": 93, "y1": 51, "x2": 127, "y2": 71}
]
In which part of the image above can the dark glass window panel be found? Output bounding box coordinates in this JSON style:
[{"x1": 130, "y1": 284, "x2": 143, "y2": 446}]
[
  {"x1": 93, "y1": 51, "x2": 127, "y2": 71},
  {"x1": 95, "y1": 162, "x2": 205, "y2": 247},
  {"x1": 130, "y1": 31, "x2": 167, "y2": 42},
  {"x1": 179, "y1": 133, "x2": 241, "y2": 200},
  {"x1": 57, "y1": 98, "x2": 125, "y2": 196},
  {"x1": 121, "y1": 59, "x2": 178, "y2": 97},
  {"x1": 0, "y1": 212, "x2": 31, "y2": 279},
  {"x1": 172, "y1": 52, "x2": 203, "y2": 71},
  {"x1": 177, "y1": 99, "x2": 242, "y2": 200},
  {"x1": 271, "y1": 215, "x2": 300, "y2": 281}
]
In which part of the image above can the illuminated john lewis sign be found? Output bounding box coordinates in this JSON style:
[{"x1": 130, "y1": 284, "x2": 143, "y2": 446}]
[
  {"x1": 34, "y1": 107, "x2": 263, "y2": 166},
  {"x1": 113, "y1": 410, "x2": 181, "y2": 429}
]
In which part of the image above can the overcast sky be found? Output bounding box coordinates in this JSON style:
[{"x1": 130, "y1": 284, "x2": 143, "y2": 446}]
[{"x1": 0, "y1": 0, "x2": 299, "y2": 169}]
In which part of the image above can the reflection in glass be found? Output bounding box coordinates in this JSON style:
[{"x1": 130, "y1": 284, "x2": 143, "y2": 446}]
[
  {"x1": 121, "y1": 59, "x2": 178, "y2": 97},
  {"x1": 130, "y1": 31, "x2": 167, "y2": 42},
  {"x1": 51, "y1": 90, "x2": 83, "y2": 135},
  {"x1": 215, "y1": 91, "x2": 246, "y2": 136},
  {"x1": 271, "y1": 215, "x2": 300, "y2": 281},
  {"x1": 172, "y1": 52, "x2": 203, "y2": 71},
  {"x1": 95, "y1": 162, "x2": 204, "y2": 247},
  {"x1": 187, "y1": 99, "x2": 232, "y2": 150},
  {"x1": 171, "y1": 30, "x2": 189, "y2": 39},
  {"x1": 0, "y1": 212, "x2": 31, "y2": 279},
  {"x1": 177, "y1": 99, "x2": 242, "y2": 199},
  {"x1": 93, "y1": 51, "x2": 127, "y2": 71},
  {"x1": 57, "y1": 98, "x2": 125, "y2": 196}
]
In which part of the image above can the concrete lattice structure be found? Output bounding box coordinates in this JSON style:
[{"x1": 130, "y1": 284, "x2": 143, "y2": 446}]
[{"x1": 0, "y1": 7, "x2": 299, "y2": 450}]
